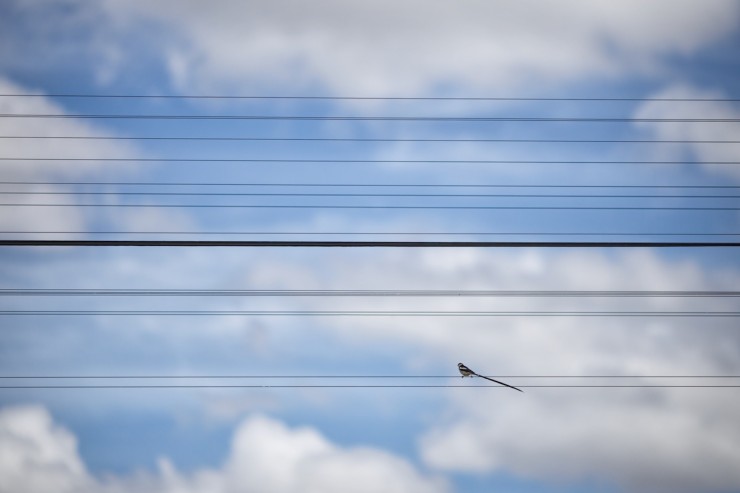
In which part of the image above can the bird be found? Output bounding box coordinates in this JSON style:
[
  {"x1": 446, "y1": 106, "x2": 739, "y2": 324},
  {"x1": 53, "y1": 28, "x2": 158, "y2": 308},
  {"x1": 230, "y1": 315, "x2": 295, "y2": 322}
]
[{"x1": 458, "y1": 362, "x2": 523, "y2": 392}]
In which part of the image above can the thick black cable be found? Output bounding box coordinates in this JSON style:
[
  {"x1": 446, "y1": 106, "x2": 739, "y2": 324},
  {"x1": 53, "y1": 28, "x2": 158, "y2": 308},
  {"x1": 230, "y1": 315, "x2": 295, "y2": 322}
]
[
  {"x1": 3, "y1": 232, "x2": 737, "y2": 237},
  {"x1": 0, "y1": 289, "x2": 735, "y2": 297}
]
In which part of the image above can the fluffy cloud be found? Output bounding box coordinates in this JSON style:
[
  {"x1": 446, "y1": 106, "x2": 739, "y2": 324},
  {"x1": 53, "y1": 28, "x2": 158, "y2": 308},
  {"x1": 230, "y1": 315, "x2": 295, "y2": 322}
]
[
  {"x1": 127, "y1": 0, "x2": 738, "y2": 95},
  {"x1": 2, "y1": 242, "x2": 740, "y2": 492},
  {"x1": 0, "y1": 77, "x2": 196, "y2": 238},
  {"x1": 7, "y1": 0, "x2": 738, "y2": 96},
  {"x1": 0, "y1": 406, "x2": 447, "y2": 493},
  {"x1": 228, "y1": 247, "x2": 740, "y2": 492},
  {"x1": 634, "y1": 84, "x2": 740, "y2": 181}
]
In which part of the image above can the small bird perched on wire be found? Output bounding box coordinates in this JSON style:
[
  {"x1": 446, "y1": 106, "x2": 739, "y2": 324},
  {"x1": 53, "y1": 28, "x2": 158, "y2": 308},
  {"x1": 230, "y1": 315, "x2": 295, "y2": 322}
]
[{"x1": 458, "y1": 362, "x2": 523, "y2": 392}]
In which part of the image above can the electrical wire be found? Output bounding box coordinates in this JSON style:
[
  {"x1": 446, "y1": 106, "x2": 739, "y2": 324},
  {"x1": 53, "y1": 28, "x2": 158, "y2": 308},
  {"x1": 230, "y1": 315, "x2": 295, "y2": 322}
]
[
  {"x1": 3, "y1": 191, "x2": 738, "y2": 199},
  {"x1": 3, "y1": 204, "x2": 738, "y2": 211},
  {"x1": 0, "y1": 384, "x2": 737, "y2": 389},
  {"x1": 0, "y1": 310, "x2": 737, "y2": 316},
  {"x1": 1, "y1": 94, "x2": 738, "y2": 101},
  {"x1": 3, "y1": 232, "x2": 737, "y2": 237},
  {"x1": 1, "y1": 114, "x2": 739, "y2": 123},
  {"x1": 0, "y1": 289, "x2": 735, "y2": 297},
  {"x1": 2, "y1": 240, "x2": 739, "y2": 247},
  {"x1": 2, "y1": 135, "x2": 739, "y2": 144},
  {"x1": 2, "y1": 181, "x2": 738, "y2": 188},
  {"x1": 1, "y1": 375, "x2": 737, "y2": 379},
  {"x1": 1, "y1": 158, "x2": 737, "y2": 165}
]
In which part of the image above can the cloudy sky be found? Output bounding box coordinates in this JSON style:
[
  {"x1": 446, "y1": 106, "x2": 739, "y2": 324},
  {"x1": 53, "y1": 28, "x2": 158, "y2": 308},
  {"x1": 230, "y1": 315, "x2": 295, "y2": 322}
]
[{"x1": 1, "y1": 1, "x2": 739, "y2": 492}]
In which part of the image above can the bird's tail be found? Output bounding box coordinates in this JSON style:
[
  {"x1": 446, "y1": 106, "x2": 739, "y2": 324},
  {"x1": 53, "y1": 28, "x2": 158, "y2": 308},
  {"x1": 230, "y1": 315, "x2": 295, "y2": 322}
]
[{"x1": 475, "y1": 373, "x2": 523, "y2": 392}]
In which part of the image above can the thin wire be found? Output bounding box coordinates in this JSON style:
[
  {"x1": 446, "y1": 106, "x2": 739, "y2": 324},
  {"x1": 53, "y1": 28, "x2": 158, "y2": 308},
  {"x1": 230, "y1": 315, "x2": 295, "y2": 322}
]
[
  {"x1": 0, "y1": 289, "x2": 735, "y2": 297},
  {"x1": 2, "y1": 158, "x2": 737, "y2": 165},
  {"x1": 1, "y1": 94, "x2": 738, "y2": 101},
  {"x1": 2, "y1": 135, "x2": 740, "y2": 144},
  {"x1": 3, "y1": 191, "x2": 738, "y2": 199},
  {"x1": 0, "y1": 384, "x2": 737, "y2": 389},
  {"x1": 1, "y1": 375, "x2": 738, "y2": 379},
  {"x1": 3, "y1": 181, "x2": 739, "y2": 189},
  {"x1": 3, "y1": 204, "x2": 738, "y2": 210},
  {"x1": 2, "y1": 240, "x2": 738, "y2": 247},
  {"x1": 1, "y1": 114, "x2": 739, "y2": 122},
  {"x1": 1, "y1": 310, "x2": 737, "y2": 316}
]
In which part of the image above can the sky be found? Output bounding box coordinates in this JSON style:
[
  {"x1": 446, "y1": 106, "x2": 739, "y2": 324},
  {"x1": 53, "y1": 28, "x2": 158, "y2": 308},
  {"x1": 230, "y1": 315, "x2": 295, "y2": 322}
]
[{"x1": 0, "y1": 1, "x2": 739, "y2": 492}]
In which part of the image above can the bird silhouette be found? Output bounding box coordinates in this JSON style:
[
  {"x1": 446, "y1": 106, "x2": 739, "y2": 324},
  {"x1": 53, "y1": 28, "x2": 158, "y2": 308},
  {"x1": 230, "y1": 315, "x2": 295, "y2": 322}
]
[{"x1": 458, "y1": 362, "x2": 523, "y2": 392}]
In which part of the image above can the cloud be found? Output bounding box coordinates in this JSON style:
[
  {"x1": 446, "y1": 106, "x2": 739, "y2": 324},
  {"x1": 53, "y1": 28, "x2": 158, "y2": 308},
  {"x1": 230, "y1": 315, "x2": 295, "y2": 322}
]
[
  {"x1": 127, "y1": 0, "x2": 738, "y2": 95},
  {"x1": 228, "y1": 247, "x2": 740, "y2": 491},
  {"x1": 0, "y1": 77, "x2": 144, "y2": 238},
  {"x1": 634, "y1": 84, "x2": 740, "y2": 181},
  {"x1": 7, "y1": 0, "x2": 738, "y2": 96},
  {"x1": 0, "y1": 77, "x2": 199, "y2": 238},
  {"x1": 3, "y1": 227, "x2": 739, "y2": 491},
  {"x1": 0, "y1": 405, "x2": 448, "y2": 493},
  {"x1": 420, "y1": 388, "x2": 740, "y2": 492}
]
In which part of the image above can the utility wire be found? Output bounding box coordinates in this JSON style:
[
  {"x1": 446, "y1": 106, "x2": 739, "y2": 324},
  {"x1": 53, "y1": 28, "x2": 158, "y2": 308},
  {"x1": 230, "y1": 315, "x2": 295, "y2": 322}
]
[
  {"x1": 2, "y1": 240, "x2": 738, "y2": 247},
  {"x1": 3, "y1": 204, "x2": 738, "y2": 210},
  {"x1": 0, "y1": 289, "x2": 735, "y2": 297},
  {"x1": 1, "y1": 94, "x2": 738, "y2": 101},
  {"x1": 1, "y1": 114, "x2": 739, "y2": 123},
  {"x1": 3, "y1": 191, "x2": 738, "y2": 199},
  {"x1": 1, "y1": 375, "x2": 737, "y2": 379},
  {"x1": 2, "y1": 135, "x2": 739, "y2": 144},
  {"x1": 3, "y1": 181, "x2": 738, "y2": 189},
  {"x1": 1, "y1": 310, "x2": 737, "y2": 316},
  {"x1": 1, "y1": 384, "x2": 738, "y2": 389},
  {"x1": 1, "y1": 158, "x2": 737, "y2": 165},
  {"x1": 2, "y1": 232, "x2": 739, "y2": 237}
]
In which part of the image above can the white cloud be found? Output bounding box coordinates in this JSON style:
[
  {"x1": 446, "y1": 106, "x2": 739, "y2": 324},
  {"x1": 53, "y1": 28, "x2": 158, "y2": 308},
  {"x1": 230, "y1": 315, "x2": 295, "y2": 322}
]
[
  {"x1": 0, "y1": 77, "x2": 143, "y2": 237},
  {"x1": 0, "y1": 77, "x2": 201, "y2": 238},
  {"x1": 3, "y1": 228, "x2": 739, "y2": 491},
  {"x1": 420, "y1": 388, "x2": 740, "y2": 492},
  {"x1": 142, "y1": 0, "x2": 738, "y2": 95},
  {"x1": 0, "y1": 406, "x2": 92, "y2": 493},
  {"x1": 634, "y1": 84, "x2": 740, "y2": 181},
  {"x1": 0, "y1": 406, "x2": 448, "y2": 493},
  {"x1": 228, "y1": 247, "x2": 740, "y2": 491},
  {"x1": 14, "y1": 0, "x2": 735, "y2": 96}
]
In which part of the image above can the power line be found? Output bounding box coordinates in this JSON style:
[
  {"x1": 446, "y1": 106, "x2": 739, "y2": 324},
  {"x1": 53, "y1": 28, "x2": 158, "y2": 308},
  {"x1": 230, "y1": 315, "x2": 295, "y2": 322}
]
[
  {"x1": 2, "y1": 240, "x2": 738, "y2": 247},
  {"x1": 2, "y1": 135, "x2": 739, "y2": 144},
  {"x1": 3, "y1": 191, "x2": 738, "y2": 199},
  {"x1": 1, "y1": 94, "x2": 738, "y2": 101},
  {"x1": 1, "y1": 310, "x2": 737, "y2": 316},
  {"x1": 2, "y1": 232, "x2": 739, "y2": 237},
  {"x1": 5, "y1": 239, "x2": 740, "y2": 248},
  {"x1": 2, "y1": 113, "x2": 740, "y2": 123},
  {"x1": 0, "y1": 289, "x2": 735, "y2": 297},
  {"x1": 3, "y1": 181, "x2": 738, "y2": 189},
  {"x1": 3, "y1": 204, "x2": 738, "y2": 211},
  {"x1": 2, "y1": 158, "x2": 737, "y2": 165},
  {"x1": 1, "y1": 375, "x2": 737, "y2": 379},
  {"x1": 0, "y1": 384, "x2": 737, "y2": 389}
]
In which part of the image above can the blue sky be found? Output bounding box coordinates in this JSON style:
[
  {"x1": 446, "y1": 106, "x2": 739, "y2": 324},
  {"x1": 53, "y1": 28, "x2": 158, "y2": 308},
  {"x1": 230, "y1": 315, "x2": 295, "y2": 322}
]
[{"x1": 0, "y1": 1, "x2": 739, "y2": 492}]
